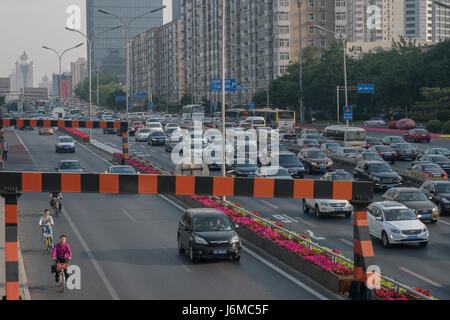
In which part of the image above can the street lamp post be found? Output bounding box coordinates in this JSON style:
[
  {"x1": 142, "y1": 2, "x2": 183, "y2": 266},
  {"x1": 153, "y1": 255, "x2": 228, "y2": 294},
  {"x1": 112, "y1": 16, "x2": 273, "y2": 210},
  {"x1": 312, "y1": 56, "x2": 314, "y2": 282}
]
[
  {"x1": 297, "y1": 0, "x2": 304, "y2": 123},
  {"x1": 66, "y1": 25, "x2": 122, "y2": 140},
  {"x1": 42, "y1": 43, "x2": 84, "y2": 104},
  {"x1": 221, "y1": 0, "x2": 227, "y2": 180},
  {"x1": 98, "y1": 5, "x2": 166, "y2": 122},
  {"x1": 313, "y1": 25, "x2": 349, "y2": 126}
]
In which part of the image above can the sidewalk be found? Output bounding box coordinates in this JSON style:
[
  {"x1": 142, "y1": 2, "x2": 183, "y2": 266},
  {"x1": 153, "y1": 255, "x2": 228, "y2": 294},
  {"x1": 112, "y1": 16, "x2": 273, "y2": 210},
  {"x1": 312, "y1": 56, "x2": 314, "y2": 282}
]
[{"x1": 1, "y1": 129, "x2": 35, "y2": 170}]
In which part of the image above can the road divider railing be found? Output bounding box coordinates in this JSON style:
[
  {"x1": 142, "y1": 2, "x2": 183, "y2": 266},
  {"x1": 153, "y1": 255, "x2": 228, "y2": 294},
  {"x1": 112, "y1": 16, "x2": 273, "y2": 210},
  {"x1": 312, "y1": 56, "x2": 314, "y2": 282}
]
[
  {"x1": 59, "y1": 127, "x2": 90, "y2": 143},
  {"x1": 84, "y1": 141, "x2": 435, "y2": 299}
]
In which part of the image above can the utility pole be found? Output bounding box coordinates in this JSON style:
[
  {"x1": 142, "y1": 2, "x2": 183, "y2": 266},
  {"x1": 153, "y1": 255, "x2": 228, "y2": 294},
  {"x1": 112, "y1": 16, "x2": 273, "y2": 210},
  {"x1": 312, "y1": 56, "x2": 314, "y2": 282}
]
[{"x1": 298, "y1": 0, "x2": 304, "y2": 122}]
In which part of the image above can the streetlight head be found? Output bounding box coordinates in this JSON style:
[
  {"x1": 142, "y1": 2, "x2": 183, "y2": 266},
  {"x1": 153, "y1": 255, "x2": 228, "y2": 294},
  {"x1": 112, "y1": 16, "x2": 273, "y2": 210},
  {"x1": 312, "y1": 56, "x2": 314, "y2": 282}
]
[
  {"x1": 98, "y1": 9, "x2": 110, "y2": 15},
  {"x1": 150, "y1": 5, "x2": 166, "y2": 14},
  {"x1": 75, "y1": 43, "x2": 84, "y2": 48},
  {"x1": 42, "y1": 46, "x2": 49, "y2": 49}
]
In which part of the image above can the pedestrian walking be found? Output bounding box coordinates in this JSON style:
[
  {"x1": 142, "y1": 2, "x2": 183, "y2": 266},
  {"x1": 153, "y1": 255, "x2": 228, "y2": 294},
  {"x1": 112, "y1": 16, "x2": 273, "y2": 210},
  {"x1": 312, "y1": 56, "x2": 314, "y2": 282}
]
[{"x1": 2, "y1": 141, "x2": 8, "y2": 162}]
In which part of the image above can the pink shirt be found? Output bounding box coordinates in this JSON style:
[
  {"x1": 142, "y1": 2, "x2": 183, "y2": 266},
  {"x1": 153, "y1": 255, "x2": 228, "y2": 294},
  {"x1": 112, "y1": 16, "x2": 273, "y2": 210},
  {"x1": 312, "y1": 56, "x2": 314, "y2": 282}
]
[{"x1": 52, "y1": 243, "x2": 72, "y2": 259}]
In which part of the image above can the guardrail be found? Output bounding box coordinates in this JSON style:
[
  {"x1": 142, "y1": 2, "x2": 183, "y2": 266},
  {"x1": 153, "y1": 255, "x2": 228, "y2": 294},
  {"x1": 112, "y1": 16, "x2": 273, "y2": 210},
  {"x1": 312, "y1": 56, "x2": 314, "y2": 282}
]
[{"x1": 220, "y1": 198, "x2": 434, "y2": 300}]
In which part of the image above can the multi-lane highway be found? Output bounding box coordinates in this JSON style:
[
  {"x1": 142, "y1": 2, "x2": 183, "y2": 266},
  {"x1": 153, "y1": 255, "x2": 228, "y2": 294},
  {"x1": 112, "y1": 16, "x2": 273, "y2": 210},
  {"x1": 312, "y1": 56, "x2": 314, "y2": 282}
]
[
  {"x1": 75, "y1": 127, "x2": 450, "y2": 299},
  {"x1": 7, "y1": 128, "x2": 335, "y2": 300}
]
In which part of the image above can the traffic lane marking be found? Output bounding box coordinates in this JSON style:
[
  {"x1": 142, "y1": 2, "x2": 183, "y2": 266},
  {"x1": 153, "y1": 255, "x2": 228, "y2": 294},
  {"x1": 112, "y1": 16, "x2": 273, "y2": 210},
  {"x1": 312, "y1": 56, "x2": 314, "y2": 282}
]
[
  {"x1": 398, "y1": 267, "x2": 442, "y2": 288},
  {"x1": 260, "y1": 200, "x2": 279, "y2": 210},
  {"x1": 438, "y1": 219, "x2": 450, "y2": 227},
  {"x1": 339, "y1": 238, "x2": 354, "y2": 246},
  {"x1": 122, "y1": 209, "x2": 137, "y2": 223}
]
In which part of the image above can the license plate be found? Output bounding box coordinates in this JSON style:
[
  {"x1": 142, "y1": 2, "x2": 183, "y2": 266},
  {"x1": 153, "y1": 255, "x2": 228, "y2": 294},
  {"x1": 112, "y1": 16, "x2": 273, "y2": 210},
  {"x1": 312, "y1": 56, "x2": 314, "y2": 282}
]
[
  {"x1": 335, "y1": 208, "x2": 344, "y2": 211},
  {"x1": 214, "y1": 249, "x2": 227, "y2": 255},
  {"x1": 422, "y1": 134, "x2": 427, "y2": 137},
  {"x1": 433, "y1": 174, "x2": 441, "y2": 178},
  {"x1": 248, "y1": 174, "x2": 254, "y2": 178},
  {"x1": 386, "y1": 184, "x2": 394, "y2": 188},
  {"x1": 320, "y1": 167, "x2": 326, "y2": 170},
  {"x1": 421, "y1": 214, "x2": 431, "y2": 218},
  {"x1": 407, "y1": 235, "x2": 418, "y2": 240}
]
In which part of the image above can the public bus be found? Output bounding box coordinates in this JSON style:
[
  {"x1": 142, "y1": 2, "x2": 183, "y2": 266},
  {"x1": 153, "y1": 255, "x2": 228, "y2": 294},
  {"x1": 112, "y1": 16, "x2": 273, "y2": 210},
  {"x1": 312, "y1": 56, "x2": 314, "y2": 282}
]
[
  {"x1": 323, "y1": 125, "x2": 367, "y2": 149},
  {"x1": 182, "y1": 105, "x2": 205, "y2": 122},
  {"x1": 225, "y1": 109, "x2": 250, "y2": 123},
  {"x1": 253, "y1": 109, "x2": 296, "y2": 131}
]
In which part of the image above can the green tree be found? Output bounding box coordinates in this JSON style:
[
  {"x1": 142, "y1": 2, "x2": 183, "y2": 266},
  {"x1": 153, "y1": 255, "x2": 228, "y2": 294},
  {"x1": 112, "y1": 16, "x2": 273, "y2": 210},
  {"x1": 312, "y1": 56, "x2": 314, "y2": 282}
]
[{"x1": 0, "y1": 96, "x2": 5, "y2": 107}]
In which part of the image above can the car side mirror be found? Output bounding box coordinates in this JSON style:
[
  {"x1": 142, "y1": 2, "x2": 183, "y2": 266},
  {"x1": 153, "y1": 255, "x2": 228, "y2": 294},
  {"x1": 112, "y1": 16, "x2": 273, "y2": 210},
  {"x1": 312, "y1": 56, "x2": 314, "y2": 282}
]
[
  {"x1": 234, "y1": 224, "x2": 240, "y2": 230},
  {"x1": 376, "y1": 217, "x2": 383, "y2": 222}
]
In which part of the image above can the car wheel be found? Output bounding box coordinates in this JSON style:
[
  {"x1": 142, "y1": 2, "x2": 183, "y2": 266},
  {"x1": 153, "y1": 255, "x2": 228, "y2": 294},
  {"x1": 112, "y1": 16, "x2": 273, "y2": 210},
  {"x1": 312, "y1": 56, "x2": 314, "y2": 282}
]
[
  {"x1": 302, "y1": 200, "x2": 309, "y2": 214},
  {"x1": 177, "y1": 235, "x2": 185, "y2": 254},
  {"x1": 306, "y1": 165, "x2": 311, "y2": 174},
  {"x1": 232, "y1": 255, "x2": 241, "y2": 262},
  {"x1": 430, "y1": 219, "x2": 438, "y2": 224},
  {"x1": 189, "y1": 244, "x2": 197, "y2": 262},
  {"x1": 315, "y1": 205, "x2": 322, "y2": 219},
  {"x1": 419, "y1": 241, "x2": 428, "y2": 247},
  {"x1": 382, "y1": 232, "x2": 390, "y2": 248}
]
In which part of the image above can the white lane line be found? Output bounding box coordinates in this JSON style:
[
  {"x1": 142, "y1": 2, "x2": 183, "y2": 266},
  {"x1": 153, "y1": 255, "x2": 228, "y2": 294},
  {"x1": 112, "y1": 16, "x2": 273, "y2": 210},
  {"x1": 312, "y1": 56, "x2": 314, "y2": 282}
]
[
  {"x1": 76, "y1": 141, "x2": 114, "y2": 166},
  {"x1": 295, "y1": 217, "x2": 318, "y2": 229},
  {"x1": 161, "y1": 154, "x2": 170, "y2": 159},
  {"x1": 160, "y1": 193, "x2": 327, "y2": 299},
  {"x1": 242, "y1": 246, "x2": 328, "y2": 300},
  {"x1": 62, "y1": 207, "x2": 120, "y2": 300},
  {"x1": 14, "y1": 131, "x2": 39, "y2": 168},
  {"x1": 260, "y1": 200, "x2": 279, "y2": 210},
  {"x1": 339, "y1": 238, "x2": 354, "y2": 246},
  {"x1": 398, "y1": 267, "x2": 442, "y2": 288},
  {"x1": 306, "y1": 230, "x2": 325, "y2": 241},
  {"x1": 122, "y1": 209, "x2": 137, "y2": 223},
  {"x1": 438, "y1": 219, "x2": 450, "y2": 226}
]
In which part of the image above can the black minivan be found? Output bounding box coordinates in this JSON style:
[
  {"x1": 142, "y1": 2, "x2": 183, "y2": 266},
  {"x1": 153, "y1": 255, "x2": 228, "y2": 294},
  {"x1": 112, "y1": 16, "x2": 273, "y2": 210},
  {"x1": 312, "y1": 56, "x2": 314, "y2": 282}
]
[{"x1": 177, "y1": 209, "x2": 241, "y2": 262}]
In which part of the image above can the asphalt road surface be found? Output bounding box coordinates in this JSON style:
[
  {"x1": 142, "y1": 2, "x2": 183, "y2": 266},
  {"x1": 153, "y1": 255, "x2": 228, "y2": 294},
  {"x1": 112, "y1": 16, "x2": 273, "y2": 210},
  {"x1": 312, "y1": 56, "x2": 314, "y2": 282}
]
[
  {"x1": 7, "y1": 128, "x2": 330, "y2": 300},
  {"x1": 84, "y1": 128, "x2": 450, "y2": 299}
]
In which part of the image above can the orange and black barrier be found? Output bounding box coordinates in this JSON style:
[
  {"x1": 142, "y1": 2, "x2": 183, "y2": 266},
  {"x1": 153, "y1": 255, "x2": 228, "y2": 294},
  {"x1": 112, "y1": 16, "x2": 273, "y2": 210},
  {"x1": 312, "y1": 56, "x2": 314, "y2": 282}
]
[
  {"x1": 0, "y1": 119, "x2": 128, "y2": 131},
  {"x1": 1, "y1": 172, "x2": 375, "y2": 300},
  {"x1": 0, "y1": 172, "x2": 373, "y2": 200},
  {"x1": 2, "y1": 188, "x2": 21, "y2": 300}
]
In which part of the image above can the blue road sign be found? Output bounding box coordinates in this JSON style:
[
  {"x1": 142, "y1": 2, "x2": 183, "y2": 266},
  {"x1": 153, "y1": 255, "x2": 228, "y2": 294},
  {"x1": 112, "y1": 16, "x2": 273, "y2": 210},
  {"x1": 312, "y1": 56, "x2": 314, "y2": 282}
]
[
  {"x1": 135, "y1": 92, "x2": 147, "y2": 99},
  {"x1": 115, "y1": 96, "x2": 126, "y2": 102},
  {"x1": 249, "y1": 102, "x2": 255, "y2": 110},
  {"x1": 357, "y1": 84, "x2": 375, "y2": 94},
  {"x1": 343, "y1": 106, "x2": 353, "y2": 121},
  {"x1": 211, "y1": 79, "x2": 242, "y2": 92},
  {"x1": 149, "y1": 101, "x2": 154, "y2": 111}
]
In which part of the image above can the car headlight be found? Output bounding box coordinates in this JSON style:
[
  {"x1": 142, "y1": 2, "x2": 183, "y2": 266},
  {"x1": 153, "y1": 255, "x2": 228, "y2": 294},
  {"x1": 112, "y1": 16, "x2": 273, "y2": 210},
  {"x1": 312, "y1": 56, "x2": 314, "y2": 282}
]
[
  {"x1": 397, "y1": 176, "x2": 403, "y2": 182},
  {"x1": 230, "y1": 235, "x2": 240, "y2": 244},
  {"x1": 422, "y1": 228, "x2": 428, "y2": 233},
  {"x1": 443, "y1": 198, "x2": 450, "y2": 203},
  {"x1": 432, "y1": 207, "x2": 439, "y2": 214},
  {"x1": 194, "y1": 235, "x2": 208, "y2": 245},
  {"x1": 320, "y1": 201, "x2": 330, "y2": 207},
  {"x1": 372, "y1": 176, "x2": 381, "y2": 182},
  {"x1": 389, "y1": 228, "x2": 401, "y2": 234}
]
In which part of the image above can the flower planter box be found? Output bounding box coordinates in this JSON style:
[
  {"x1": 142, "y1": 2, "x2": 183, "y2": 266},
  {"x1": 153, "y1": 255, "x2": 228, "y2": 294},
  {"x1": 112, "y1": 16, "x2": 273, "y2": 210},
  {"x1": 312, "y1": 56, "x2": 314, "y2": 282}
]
[
  {"x1": 237, "y1": 224, "x2": 350, "y2": 294},
  {"x1": 112, "y1": 154, "x2": 122, "y2": 164},
  {"x1": 59, "y1": 127, "x2": 89, "y2": 143}
]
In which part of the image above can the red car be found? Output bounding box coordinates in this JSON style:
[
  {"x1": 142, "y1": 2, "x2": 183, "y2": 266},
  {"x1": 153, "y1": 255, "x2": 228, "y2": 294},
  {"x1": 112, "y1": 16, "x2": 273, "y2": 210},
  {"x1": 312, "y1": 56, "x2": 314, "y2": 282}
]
[
  {"x1": 129, "y1": 121, "x2": 145, "y2": 136},
  {"x1": 404, "y1": 129, "x2": 431, "y2": 143}
]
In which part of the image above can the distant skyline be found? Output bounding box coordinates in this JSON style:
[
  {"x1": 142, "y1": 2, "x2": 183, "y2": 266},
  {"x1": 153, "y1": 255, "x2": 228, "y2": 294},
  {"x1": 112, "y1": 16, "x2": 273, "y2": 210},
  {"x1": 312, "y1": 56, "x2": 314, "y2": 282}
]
[{"x1": 0, "y1": 0, "x2": 172, "y2": 87}]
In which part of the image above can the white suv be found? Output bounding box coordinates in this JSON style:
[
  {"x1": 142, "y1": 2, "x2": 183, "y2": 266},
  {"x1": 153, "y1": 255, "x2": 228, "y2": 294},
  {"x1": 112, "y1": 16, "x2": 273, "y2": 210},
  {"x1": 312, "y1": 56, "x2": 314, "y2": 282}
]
[{"x1": 367, "y1": 202, "x2": 429, "y2": 248}]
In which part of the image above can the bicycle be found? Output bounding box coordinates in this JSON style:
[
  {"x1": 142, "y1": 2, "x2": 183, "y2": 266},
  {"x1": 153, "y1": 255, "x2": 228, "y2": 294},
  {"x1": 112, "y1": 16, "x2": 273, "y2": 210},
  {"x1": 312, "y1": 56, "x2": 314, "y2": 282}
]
[
  {"x1": 52, "y1": 198, "x2": 62, "y2": 217},
  {"x1": 43, "y1": 232, "x2": 53, "y2": 253},
  {"x1": 56, "y1": 258, "x2": 69, "y2": 293}
]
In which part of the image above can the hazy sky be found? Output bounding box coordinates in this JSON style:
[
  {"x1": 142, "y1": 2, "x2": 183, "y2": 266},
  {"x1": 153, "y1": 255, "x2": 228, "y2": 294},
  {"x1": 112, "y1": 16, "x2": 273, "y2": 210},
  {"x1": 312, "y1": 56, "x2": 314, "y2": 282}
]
[{"x1": 0, "y1": 0, "x2": 172, "y2": 86}]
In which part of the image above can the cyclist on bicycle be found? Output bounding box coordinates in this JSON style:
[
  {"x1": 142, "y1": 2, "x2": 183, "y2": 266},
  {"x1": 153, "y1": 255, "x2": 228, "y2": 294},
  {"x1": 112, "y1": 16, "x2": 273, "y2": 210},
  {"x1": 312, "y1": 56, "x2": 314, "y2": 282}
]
[
  {"x1": 52, "y1": 235, "x2": 72, "y2": 283},
  {"x1": 39, "y1": 209, "x2": 54, "y2": 246},
  {"x1": 50, "y1": 192, "x2": 63, "y2": 211}
]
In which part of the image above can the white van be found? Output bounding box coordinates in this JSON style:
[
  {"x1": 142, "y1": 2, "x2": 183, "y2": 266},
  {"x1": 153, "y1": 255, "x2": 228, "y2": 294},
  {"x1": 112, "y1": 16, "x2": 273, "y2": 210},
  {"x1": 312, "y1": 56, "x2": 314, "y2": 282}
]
[{"x1": 241, "y1": 116, "x2": 266, "y2": 129}]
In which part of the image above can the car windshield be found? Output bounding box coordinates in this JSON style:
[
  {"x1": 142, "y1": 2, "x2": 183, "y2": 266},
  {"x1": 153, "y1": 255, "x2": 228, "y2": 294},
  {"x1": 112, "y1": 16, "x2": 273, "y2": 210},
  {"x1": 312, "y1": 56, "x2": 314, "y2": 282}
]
[
  {"x1": 283, "y1": 135, "x2": 297, "y2": 140},
  {"x1": 306, "y1": 135, "x2": 321, "y2": 140},
  {"x1": 399, "y1": 192, "x2": 428, "y2": 202},
  {"x1": 139, "y1": 129, "x2": 151, "y2": 133},
  {"x1": 192, "y1": 215, "x2": 233, "y2": 232},
  {"x1": 111, "y1": 167, "x2": 136, "y2": 174},
  {"x1": 331, "y1": 172, "x2": 354, "y2": 181},
  {"x1": 436, "y1": 184, "x2": 450, "y2": 193},
  {"x1": 369, "y1": 163, "x2": 393, "y2": 173},
  {"x1": 149, "y1": 123, "x2": 161, "y2": 127},
  {"x1": 326, "y1": 143, "x2": 340, "y2": 149},
  {"x1": 152, "y1": 132, "x2": 167, "y2": 137},
  {"x1": 279, "y1": 154, "x2": 300, "y2": 163},
  {"x1": 363, "y1": 153, "x2": 382, "y2": 160},
  {"x1": 431, "y1": 149, "x2": 450, "y2": 156},
  {"x1": 415, "y1": 129, "x2": 428, "y2": 134},
  {"x1": 423, "y1": 164, "x2": 443, "y2": 171},
  {"x1": 236, "y1": 161, "x2": 257, "y2": 168},
  {"x1": 307, "y1": 151, "x2": 327, "y2": 159},
  {"x1": 260, "y1": 167, "x2": 291, "y2": 177},
  {"x1": 303, "y1": 140, "x2": 318, "y2": 144},
  {"x1": 59, "y1": 138, "x2": 73, "y2": 143},
  {"x1": 431, "y1": 155, "x2": 449, "y2": 162},
  {"x1": 384, "y1": 208, "x2": 417, "y2": 221},
  {"x1": 395, "y1": 143, "x2": 412, "y2": 149},
  {"x1": 59, "y1": 162, "x2": 80, "y2": 169},
  {"x1": 342, "y1": 148, "x2": 357, "y2": 154},
  {"x1": 377, "y1": 146, "x2": 393, "y2": 152}
]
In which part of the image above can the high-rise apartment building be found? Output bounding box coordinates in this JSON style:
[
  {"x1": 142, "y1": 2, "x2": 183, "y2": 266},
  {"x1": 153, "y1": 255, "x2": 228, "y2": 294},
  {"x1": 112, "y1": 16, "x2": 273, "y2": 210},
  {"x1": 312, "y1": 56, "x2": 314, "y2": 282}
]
[
  {"x1": 181, "y1": 0, "x2": 335, "y2": 106},
  {"x1": 71, "y1": 58, "x2": 88, "y2": 92},
  {"x1": 86, "y1": 0, "x2": 164, "y2": 83},
  {"x1": 433, "y1": 0, "x2": 450, "y2": 42},
  {"x1": 404, "y1": 0, "x2": 433, "y2": 43},
  {"x1": 172, "y1": 0, "x2": 181, "y2": 20},
  {"x1": 130, "y1": 19, "x2": 184, "y2": 104}
]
